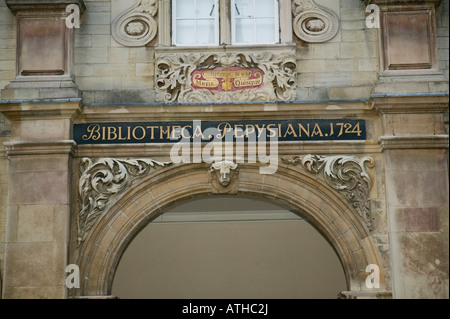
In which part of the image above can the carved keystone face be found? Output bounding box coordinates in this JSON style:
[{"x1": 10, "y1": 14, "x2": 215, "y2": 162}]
[{"x1": 211, "y1": 161, "x2": 238, "y2": 187}]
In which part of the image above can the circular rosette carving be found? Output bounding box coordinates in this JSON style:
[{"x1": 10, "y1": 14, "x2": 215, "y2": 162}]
[
  {"x1": 292, "y1": 0, "x2": 339, "y2": 43},
  {"x1": 112, "y1": 0, "x2": 158, "y2": 47}
]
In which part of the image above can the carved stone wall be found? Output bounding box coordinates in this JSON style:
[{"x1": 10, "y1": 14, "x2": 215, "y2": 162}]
[{"x1": 155, "y1": 51, "x2": 297, "y2": 103}]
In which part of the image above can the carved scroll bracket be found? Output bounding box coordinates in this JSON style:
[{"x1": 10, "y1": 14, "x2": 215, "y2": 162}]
[
  {"x1": 112, "y1": 0, "x2": 158, "y2": 47},
  {"x1": 292, "y1": 0, "x2": 339, "y2": 43},
  {"x1": 77, "y1": 157, "x2": 171, "y2": 246},
  {"x1": 282, "y1": 154, "x2": 375, "y2": 230}
]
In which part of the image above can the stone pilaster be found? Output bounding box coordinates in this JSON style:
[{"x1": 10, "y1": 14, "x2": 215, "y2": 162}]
[
  {"x1": 374, "y1": 95, "x2": 449, "y2": 298},
  {"x1": 1, "y1": 101, "x2": 81, "y2": 298}
]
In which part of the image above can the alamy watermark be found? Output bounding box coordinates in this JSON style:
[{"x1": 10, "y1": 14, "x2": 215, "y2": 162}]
[
  {"x1": 365, "y1": 4, "x2": 380, "y2": 29},
  {"x1": 365, "y1": 264, "x2": 381, "y2": 289},
  {"x1": 169, "y1": 121, "x2": 279, "y2": 175},
  {"x1": 65, "y1": 4, "x2": 80, "y2": 29},
  {"x1": 65, "y1": 264, "x2": 80, "y2": 289}
]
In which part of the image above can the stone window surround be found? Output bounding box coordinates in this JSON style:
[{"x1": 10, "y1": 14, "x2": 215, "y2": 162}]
[{"x1": 158, "y1": 0, "x2": 294, "y2": 47}]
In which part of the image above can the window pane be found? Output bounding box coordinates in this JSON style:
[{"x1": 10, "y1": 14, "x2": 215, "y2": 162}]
[
  {"x1": 176, "y1": 0, "x2": 195, "y2": 18},
  {"x1": 176, "y1": 19, "x2": 196, "y2": 45},
  {"x1": 235, "y1": 18, "x2": 254, "y2": 43},
  {"x1": 255, "y1": 0, "x2": 274, "y2": 17},
  {"x1": 197, "y1": 0, "x2": 216, "y2": 18},
  {"x1": 197, "y1": 20, "x2": 216, "y2": 44},
  {"x1": 256, "y1": 18, "x2": 275, "y2": 43},
  {"x1": 235, "y1": 0, "x2": 254, "y2": 18}
]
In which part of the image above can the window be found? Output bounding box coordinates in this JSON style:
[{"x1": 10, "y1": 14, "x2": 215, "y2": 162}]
[
  {"x1": 173, "y1": 0, "x2": 219, "y2": 46},
  {"x1": 232, "y1": 0, "x2": 279, "y2": 45},
  {"x1": 172, "y1": 0, "x2": 279, "y2": 46}
]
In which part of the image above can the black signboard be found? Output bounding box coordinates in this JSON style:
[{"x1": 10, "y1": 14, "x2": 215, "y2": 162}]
[{"x1": 74, "y1": 119, "x2": 366, "y2": 144}]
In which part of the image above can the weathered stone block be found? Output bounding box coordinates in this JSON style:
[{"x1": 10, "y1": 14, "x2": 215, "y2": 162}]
[{"x1": 404, "y1": 207, "x2": 440, "y2": 232}]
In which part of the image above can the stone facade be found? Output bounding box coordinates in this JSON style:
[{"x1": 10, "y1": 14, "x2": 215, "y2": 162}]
[{"x1": 0, "y1": 0, "x2": 448, "y2": 299}]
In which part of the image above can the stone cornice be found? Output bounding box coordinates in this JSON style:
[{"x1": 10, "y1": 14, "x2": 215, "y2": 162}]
[
  {"x1": 4, "y1": 140, "x2": 77, "y2": 156},
  {"x1": 363, "y1": 0, "x2": 441, "y2": 7},
  {"x1": 371, "y1": 94, "x2": 449, "y2": 114},
  {"x1": 379, "y1": 134, "x2": 449, "y2": 150},
  {"x1": 0, "y1": 101, "x2": 82, "y2": 121},
  {"x1": 5, "y1": 0, "x2": 86, "y2": 14}
]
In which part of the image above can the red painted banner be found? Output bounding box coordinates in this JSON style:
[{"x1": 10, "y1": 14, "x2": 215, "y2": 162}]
[{"x1": 191, "y1": 67, "x2": 264, "y2": 92}]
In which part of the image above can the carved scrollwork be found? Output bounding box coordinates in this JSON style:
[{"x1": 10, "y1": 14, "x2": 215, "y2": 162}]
[
  {"x1": 282, "y1": 154, "x2": 375, "y2": 230},
  {"x1": 112, "y1": 0, "x2": 158, "y2": 47},
  {"x1": 292, "y1": 0, "x2": 339, "y2": 43},
  {"x1": 77, "y1": 158, "x2": 171, "y2": 246},
  {"x1": 155, "y1": 52, "x2": 297, "y2": 103}
]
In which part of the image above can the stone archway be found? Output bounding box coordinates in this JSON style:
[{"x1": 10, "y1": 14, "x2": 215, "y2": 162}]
[{"x1": 73, "y1": 162, "x2": 386, "y2": 297}]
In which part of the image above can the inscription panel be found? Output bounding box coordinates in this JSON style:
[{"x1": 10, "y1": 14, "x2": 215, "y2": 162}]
[{"x1": 74, "y1": 119, "x2": 366, "y2": 144}]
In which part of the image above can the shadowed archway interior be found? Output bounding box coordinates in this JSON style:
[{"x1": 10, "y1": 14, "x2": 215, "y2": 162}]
[{"x1": 111, "y1": 196, "x2": 347, "y2": 299}]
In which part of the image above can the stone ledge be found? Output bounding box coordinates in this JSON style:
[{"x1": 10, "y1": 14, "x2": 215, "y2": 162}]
[
  {"x1": 363, "y1": 0, "x2": 441, "y2": 7},
  {"x1": 4, "y1": 140, "x2": 76, "y2": 156},
  {"x1": 379, "y1": 134, "x2": 449, "y2": 150},
  {"x1": 5, "y1": 0, "x2": 86, "y2": 14},
  {"x1": 371, "y1": 93, "x2": 449, "y2": 114}
]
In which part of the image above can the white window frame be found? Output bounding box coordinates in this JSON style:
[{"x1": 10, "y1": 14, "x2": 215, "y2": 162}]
[
  {"x1": 160, "y1": 0, "x2": 292, "y2": 47},
  {"x1": 231, "y1": 0, "x2": 280, "y2": 45},
  {"x1": 172, "y1": 0, "x2": 220, "y2": 46}
]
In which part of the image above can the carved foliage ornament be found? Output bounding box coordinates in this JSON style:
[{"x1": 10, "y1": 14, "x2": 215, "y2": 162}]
[
  {"x1": 156, "y1": 52, "x2": 297, "y2": 103},
  {"x1": 112, "y1": 0, "x2": 158, "y2": 47},
  {"x1": 283, "y1": 155, "x2": 375, "y2": 230},
  {"x1": 292, "y1": 0, "x2": 339, "y2": 43},
  {"x1": 77, "y1": 158, "x2": 171, "y2": 246}
]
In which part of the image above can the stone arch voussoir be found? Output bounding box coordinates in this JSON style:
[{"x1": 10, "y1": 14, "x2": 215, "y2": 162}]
[{"x1": 74, "y1": 162, "x2": 386, "y2": 297}]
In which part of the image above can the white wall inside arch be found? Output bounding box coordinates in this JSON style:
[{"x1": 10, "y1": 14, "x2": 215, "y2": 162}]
[{"x1": 112, "y1": 196, "x2": 347, "y2": 299}]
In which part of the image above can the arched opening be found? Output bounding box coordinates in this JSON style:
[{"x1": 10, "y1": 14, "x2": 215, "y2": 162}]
[
  {"x1": 73, "y1": 163, "x2": 386, "y2": 297},
  {"x1": 111, "y1": 196, "x2": 347, "y2": 298}
]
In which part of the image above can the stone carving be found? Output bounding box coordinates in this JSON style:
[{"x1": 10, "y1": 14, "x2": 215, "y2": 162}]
[
  {"x1": 283, "y1": 154, "x2": 375, "y2": 230},
  {"x1": 209, "y1": 160, "x2": 239, "y2": 194},
  {"x1": 155, "y1": 52, "x2": 297, "y2": 103},
  {"x1": 77, "y1": 158, "x2": 171, "y2": 246},
  {"x1": 112, "y1": 0, "x2": 158, "y2": 47},
  {"x1": 292, "y1": 0, "x2": 339, "y2": 43},
  {"x1": 210, "y1": 161, "x2": 238, "y2": 187}
]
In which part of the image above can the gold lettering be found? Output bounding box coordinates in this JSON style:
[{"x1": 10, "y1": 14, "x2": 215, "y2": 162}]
[
  {"x1": 267, "y1": 124, "x2": 277, "y2": 138},
  {"x1": 108, "y1": 127, "x2": 117, "y2": 140},
  {"x1": 193, "y1": 125, "x2": 204, "y2": 139},
  {"x1": 82, "y1": 124, "x2": 101, "y2": 141},
  {"x1": 245, "y1": 124, "x2": 255, "y2": 138},
  {"x1": 283, "y1": 124, "x2": 298, "y2": 138},
  {"x1": 181, "y1": 125, "x2": 192, "y2": 139},
  {"x1": 311, "y1": 123, "x2": 324, "y2": 137},
  {"x1": 160, "y1": 126, "x2": 171, "y2": 140},
  {"x1": 171, "y1": 126, "x2": 182, "y2": 140},
  {"x1": 254, "y1": 124, "x2": 267, "y2": 138},
  {"x1": 146, "y1": 126, "x2": 157, "y2": 140},
  {"x1": 217, "y1": 122, "x2": 232, "y2": 139},
  {"x1": 298, "y1": 124, "x2": 310, "y2": 137},
  {"x1": 118, "y1": 126, "x2": 128, "y2": 141},
  {"x1": 132, "y1": 126, "x2": 146, "y2": 140},
  {"x1": 234, "y1": 124, "x2": 245, "y2": 138}
]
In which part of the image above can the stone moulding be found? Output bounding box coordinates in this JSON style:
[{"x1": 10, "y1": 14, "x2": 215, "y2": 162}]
[
  {"x1": 77, "y1": 157, "x2": 171, "y2": 246},
  {"x1": 282, "y1": 154, "x2": 375, "y2": 230},
  {"x1": 155, "y1": 52, "x2": 297, "y2": 103},
  {"x1": 292, "y1": 0, "x2": 339, "y2": 43},
  {"x1": 111, "y1": 0, "x2": 158, "y2": 47}
]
